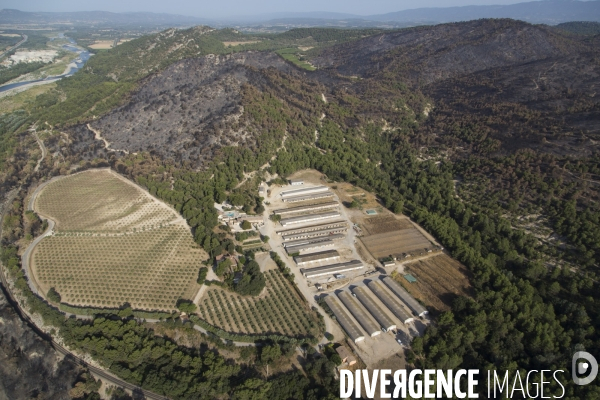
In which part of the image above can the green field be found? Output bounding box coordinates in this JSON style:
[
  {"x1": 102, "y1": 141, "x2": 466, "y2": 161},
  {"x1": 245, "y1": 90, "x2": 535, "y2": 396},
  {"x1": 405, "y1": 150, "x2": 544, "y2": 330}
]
[
  {"x1": 31, "y1": 169, "x2": 205, "y2": 311},
  {"x1": 276, "y1": 48, "x2": 316, "y2": 71}
]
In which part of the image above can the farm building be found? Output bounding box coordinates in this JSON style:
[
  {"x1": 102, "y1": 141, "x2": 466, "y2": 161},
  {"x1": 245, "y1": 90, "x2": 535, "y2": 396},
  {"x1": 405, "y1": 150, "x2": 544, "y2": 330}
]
[
  {"x1": 366, "y1": 280, "x2": 414, "y2": 324},
  {"x1": 278, "y1": 220, "x2": 347, "y2": 236},
  {"x1": 284, "y1": 234, "x2": 345, "y2": 248},
  {"x1": 382, "y1": 277, "x2": 428, "y2": 317},
  {"x1": 282, "y1": 192, "x2": 335, "y2": 203},
  {"x1": 280, "y1": 211, "x2": 340, "y2": 227},
  {"x1": 283, "y1": 229, "x2": 347, "y2": 242},
  {"x1": 336, "y1": 346, "x2": 357, "y2": 366},
  {"x1": 273, "y1": 201, "x2": 339, "y2": 215},
  {"x1": 239, "y1": 215, "x2": 264, "y2": 227},
  {"x1": 337, "y1": 290, "x2": 381, "y2": 337},
  {"x1": 383, "y1": 260, "x2": 396, "y2": 268},
  {"x1": 285, "y1": 240, "x2": 335, "y2": 254},
  {"x1": 352, "y1": 286, "x2": 397, "y2": 331},
  {"x1": 301, "y1": 260, "x2": 364, "y2": 279},
  {"x1": 294, "y1": 250, "x2": 340, "y2": 266},
  {"x1": 324, "y1": 295, "x2": 365, "y2": 343},
  {"x1": 280, "y1": 185, "x2": 329, "y2": 198},
  {"x1": 289, "y1": 179, "x2": 304, "y2": 186}
]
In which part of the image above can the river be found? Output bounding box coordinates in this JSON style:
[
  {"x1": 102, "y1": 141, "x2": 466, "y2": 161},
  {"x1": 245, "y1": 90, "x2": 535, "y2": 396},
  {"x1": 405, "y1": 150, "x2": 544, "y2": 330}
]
[{"x1": 0, "y1": 36, "x2": 92, "y2": 94}]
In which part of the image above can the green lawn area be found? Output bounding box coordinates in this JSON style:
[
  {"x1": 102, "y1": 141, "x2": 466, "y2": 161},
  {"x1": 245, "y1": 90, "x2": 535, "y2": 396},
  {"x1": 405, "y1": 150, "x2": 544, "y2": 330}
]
[{"x1": 276, "y1": 48, "x2": 316, "y2": 71}]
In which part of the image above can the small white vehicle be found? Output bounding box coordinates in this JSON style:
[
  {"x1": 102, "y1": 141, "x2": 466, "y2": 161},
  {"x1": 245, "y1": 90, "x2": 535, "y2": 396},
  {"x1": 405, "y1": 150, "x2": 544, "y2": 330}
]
[{"x1": 397, "y1": 339, "x2": 403, "y2": 345}]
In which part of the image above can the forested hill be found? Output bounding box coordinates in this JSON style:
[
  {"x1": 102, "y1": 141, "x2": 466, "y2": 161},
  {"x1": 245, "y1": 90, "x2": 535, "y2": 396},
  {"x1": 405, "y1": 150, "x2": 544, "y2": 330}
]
[{"x1": 2, "y1": 19, "x2": 600, "y2": 399}]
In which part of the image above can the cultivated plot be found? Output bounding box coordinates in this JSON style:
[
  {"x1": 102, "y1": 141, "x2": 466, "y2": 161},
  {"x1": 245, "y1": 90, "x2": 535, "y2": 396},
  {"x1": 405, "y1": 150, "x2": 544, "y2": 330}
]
[
  {"x1": 35, "y1": 169, "x2": 179, "y2": 232},
  {"x1": 198, "y1": 270, "x2": 322, "y2": 338},
  {"x1": 31, "y1": 169, "x2": 204, "y2": 311},
  {"x1": 361, "y1": 227, "x2": 432, "y2": 259},
  {"x1": 399, "y1": 254, "x2": 472, "y2": 312}
]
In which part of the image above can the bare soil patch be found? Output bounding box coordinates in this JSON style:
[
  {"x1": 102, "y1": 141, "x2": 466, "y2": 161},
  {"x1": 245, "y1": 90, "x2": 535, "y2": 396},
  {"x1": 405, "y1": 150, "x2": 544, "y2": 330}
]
[
  {"x1": 395, "y1": 254, "x2": 472, "y2": 312},
  {"x1": 88, "y1": 40, "x2": 113, "y2": 49},
  {"x1": 223, "y1": 41, "x2": 261, "y2": 46}
]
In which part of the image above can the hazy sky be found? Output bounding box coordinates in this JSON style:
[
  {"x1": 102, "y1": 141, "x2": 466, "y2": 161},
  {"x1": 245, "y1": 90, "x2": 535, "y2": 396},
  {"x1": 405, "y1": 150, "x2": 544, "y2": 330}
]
[{"x1": 1, "y1": 0, "x2": 542, "y2": 18}]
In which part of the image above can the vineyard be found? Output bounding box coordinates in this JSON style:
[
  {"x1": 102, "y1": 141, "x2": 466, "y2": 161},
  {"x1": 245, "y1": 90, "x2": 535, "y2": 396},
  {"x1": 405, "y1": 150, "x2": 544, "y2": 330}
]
[
  {"x1": 35, "y1": 169, "x2": 180, "y2": 232},
  {"x1": 198, "y1": 270, "x2": 322, "y2": 338},
  {"x1": 30, "y1": 169, "x2": 205, "y2": 311}
]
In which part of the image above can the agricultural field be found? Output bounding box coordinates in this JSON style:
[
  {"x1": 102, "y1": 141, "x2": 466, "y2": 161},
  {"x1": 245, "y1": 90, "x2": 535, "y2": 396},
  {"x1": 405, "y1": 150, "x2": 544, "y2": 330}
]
[
  {"x1": 198, "y1": 270, "x2": 322, "y2": 338},
  {"x1": 360, "y1": 216, "x2": 413, "y2": 235},
  {"x1": 395, "y1": 254, "x2": 472, "y2": 312},
  {"x1": 88, "y1": 40, "x2": 114, "y2": 49},
  {"x1": 35, "y1": 169, "x2": 179, "y2": 232},
  {"x1": 222, "y1": 41, "x2": 261, "y2": 47},
  {"x1": 30, "y1": 169, "x2": 205, "y2": 311},
  {"x1": 360, "y1": 216, "x2": 433, "y2": 259}
]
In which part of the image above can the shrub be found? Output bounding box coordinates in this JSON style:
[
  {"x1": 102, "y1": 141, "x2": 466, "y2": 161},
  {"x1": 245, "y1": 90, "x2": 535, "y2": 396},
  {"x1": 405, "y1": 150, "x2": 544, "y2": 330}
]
[
  {"x1": 241, "y1": 220, "x2": 252, "y2": 230},
  {"x1": 197, "y1": 267, "x2": 208, "y2": 284},
  {"x1": 47, "y1": 287, "x2": 61, "y2": 303},
  {"x1": 176, "y1": 299, "x2": 197, "y2": 313}
]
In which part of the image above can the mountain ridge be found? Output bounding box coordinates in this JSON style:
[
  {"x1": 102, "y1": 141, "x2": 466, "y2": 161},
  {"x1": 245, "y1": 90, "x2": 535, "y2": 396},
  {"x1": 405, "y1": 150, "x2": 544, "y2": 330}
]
[{"x1": 3, "y1": 0, "x2": 600, "y2": 28}]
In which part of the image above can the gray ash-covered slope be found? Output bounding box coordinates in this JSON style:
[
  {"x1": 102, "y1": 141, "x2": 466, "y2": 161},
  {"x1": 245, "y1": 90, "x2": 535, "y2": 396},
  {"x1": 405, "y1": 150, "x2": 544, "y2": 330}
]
[
  {"x1": 312, "y1": 19, "x2": 584, "y2": 84},
  {"x1": 0, "y1": 290, "x2": 80, "y2": 399},
  {"x1": 81, "y1": 52, "x2": 294, "y2": 165},
  {"x1": 313, "y1": 19, "x2": 600, "y2": 155}
]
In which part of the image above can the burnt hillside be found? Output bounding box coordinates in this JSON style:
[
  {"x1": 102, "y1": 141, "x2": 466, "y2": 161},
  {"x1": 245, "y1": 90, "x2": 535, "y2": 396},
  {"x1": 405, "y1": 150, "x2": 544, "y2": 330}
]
[
  {"x1": 82, "y1": 52, "x2": 300, "y2": 165},
  {"x1": 313, "y1": 19, "x2": 599, "y2": 156}
]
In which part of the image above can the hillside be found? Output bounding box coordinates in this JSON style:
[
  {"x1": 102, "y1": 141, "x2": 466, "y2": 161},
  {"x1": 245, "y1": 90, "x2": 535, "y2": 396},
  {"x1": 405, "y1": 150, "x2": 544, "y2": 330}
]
[
  {"x1": 2, "y1": 19, "x2": 600, "y2": 399},
  {"x1": 84, "y1": 53, "x2": 293, "y2": 163}
]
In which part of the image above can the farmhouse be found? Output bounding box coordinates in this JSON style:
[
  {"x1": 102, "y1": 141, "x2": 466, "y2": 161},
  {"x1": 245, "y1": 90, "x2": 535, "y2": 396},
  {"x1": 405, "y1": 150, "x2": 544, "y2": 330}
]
[
  {"x1": 280, "y1": 211, "x2": 341, "y2": 227},
  {"x1": 352, "y1": 286, "x2": 397, "y2": 331},
  {"x1": 240, "y1": 215, "x2": 264, "y2": 227},
  {"x1": 324, "y1": 295, "x2": 365, "y2": 343},
  {"x1": 382, "y1": 276, "x2": 428, "y2": 317},
  {"x1": 300, "y1": 260, "x2": 364, "y2": 279},
  {"x1": 337, "y1": 290, "x2": 381, "y2": 337},
  {"x1": 294, "y1": 250, "x2": 340, "y2": 266},
  {"x1": 367, "y1": 280, "x2": 414, "y2": 324}
]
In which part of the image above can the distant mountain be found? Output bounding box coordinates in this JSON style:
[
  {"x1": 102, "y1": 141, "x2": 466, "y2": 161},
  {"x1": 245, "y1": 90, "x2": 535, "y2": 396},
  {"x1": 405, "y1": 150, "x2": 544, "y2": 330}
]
[
  {"x1": 0, "y1": 8, "x2": 213, "y2": 27},
  {"x1": 236, "y1": 0, "x2": 600, "y2": 29},
  {"x1": 368, "y1": 0, "x2": 600, "y2": 24},
  {"x1": 2, "y1": 0, "x2": 599, "y2": 30}
]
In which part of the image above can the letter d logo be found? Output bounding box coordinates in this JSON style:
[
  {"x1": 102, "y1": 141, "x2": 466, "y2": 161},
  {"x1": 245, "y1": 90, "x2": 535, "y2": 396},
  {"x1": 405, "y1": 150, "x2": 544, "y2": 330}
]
[{"x1": 573, "y1": 351, "x2": 598, "y2": 385}]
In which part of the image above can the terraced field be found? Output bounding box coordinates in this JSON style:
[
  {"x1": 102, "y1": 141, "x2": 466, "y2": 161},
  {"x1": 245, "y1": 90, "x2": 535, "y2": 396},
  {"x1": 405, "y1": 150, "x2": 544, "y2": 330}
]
[
  {"x1": 198, "y1": 270, "x2": 322, "y2": 338},
  {"x1": 30, "y1": 169, "x2": 205, "y2": 311}
]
